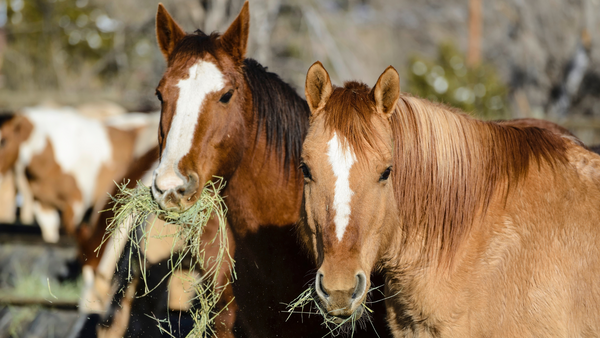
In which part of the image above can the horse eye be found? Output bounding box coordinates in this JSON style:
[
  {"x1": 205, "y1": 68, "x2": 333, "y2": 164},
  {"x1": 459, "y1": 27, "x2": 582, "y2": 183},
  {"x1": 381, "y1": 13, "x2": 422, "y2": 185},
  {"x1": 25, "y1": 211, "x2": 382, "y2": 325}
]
[
  {"x1": 379, "y1": 166, "x2": 392, "y2": 182},
  {"x1": 0, "y1": 138, "x2": 5, "y2": 148},
  {"x1": 156, "y1": 90, "x2": 163, "y2": 103},
  {"x1": 299, "y1": 163, "x2": 312, "y2": 181},
  {"x1": 219, "y1": 90, "x2": 233, "y2": 104}
]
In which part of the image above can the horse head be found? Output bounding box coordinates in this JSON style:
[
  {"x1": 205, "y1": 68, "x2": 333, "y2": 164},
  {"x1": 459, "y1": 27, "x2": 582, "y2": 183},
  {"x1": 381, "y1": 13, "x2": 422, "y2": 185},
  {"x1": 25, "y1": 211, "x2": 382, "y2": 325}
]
[
  {"x1": 299, "y1": 62, "x2": 400, "y2": 322},
  {"x1": 152, "y1": 2, "x2": 251, "y2": 212}
]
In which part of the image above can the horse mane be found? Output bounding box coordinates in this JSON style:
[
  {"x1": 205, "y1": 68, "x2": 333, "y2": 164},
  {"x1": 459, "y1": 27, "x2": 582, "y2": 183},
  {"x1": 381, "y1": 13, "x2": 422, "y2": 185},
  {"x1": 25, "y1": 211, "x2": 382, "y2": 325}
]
[
  {"x1": 243, "y1": 58, "x2": 310, "y2": 171},
  {"x1": 322, "y1": 84, "x2": 568, "y2": 265},
  {"x1": 390, "y1": 95, "x2": 568, "y2": 265}
]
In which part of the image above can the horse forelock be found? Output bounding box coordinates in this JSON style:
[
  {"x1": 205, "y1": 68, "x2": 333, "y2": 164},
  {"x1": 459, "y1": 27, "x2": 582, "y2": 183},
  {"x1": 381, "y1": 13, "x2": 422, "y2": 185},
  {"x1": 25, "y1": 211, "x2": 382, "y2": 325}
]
[
  {"x1": 390, "y1": 95, "x2": 569, "y2": 266},
  {"x1": 321, "y1": 81, "x2": 387, "y2": 166},
  {"x1": 168, "y1": 32, "x2": 222, "y2": 67}
]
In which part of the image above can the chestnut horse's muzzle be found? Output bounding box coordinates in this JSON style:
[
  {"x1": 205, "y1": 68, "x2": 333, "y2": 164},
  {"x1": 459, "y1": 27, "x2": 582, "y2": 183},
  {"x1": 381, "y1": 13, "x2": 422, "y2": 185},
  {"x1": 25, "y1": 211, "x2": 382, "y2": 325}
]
[
  {"x1": 152, "y1": 170, "x2": 200, "y2": 212},
  {"x1": 315, "y1": 270, "x2": 368, "y2": 322}
]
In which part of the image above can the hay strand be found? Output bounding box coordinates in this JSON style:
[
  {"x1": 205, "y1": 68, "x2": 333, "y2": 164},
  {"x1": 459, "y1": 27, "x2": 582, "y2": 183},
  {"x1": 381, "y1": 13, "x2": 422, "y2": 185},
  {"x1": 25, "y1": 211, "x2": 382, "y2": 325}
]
[
  {"x1": 99, "y1": 177, "x2": 233, "y2": 337},
  {"x1": 285, "y1": 285, "x2": 380, "y2": 338}
]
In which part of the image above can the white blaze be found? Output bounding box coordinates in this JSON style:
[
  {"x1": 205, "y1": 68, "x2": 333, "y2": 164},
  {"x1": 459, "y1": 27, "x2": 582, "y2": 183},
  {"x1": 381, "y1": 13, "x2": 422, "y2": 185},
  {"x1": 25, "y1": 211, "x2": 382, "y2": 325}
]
[
  {"x1": 154, "y1": 60, "x2": 225, "y2": 191},
  {"x1": 327, "y1": 132, "x2": 356, "y2": 241}
]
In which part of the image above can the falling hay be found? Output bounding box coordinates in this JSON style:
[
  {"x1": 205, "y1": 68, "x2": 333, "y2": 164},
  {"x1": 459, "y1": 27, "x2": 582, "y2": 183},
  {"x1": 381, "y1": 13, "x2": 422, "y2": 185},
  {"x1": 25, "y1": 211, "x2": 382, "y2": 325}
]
[
  {"x1": 99, "y1": 177, "x2": 233, "y2": 337},
  {"x1": 285, "y1": 286, "x2": 380, "y2": 338}
]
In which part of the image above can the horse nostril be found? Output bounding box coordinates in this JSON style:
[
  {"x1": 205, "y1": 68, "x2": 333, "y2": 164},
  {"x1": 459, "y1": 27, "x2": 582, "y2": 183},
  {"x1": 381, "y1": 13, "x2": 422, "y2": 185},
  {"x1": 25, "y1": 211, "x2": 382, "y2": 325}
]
[
  {"x1": 153, "y1": 180, "x2": 164, "y2": 194},
  {"x1": 315, "y1": 271, "x2": 329, "y2": 298},
  {"x1": 177, "y1": 187, "x2": 186, "y2": 195},
  {"x1": 351, "y1": 272, "x2": 367, "y2": 300}
]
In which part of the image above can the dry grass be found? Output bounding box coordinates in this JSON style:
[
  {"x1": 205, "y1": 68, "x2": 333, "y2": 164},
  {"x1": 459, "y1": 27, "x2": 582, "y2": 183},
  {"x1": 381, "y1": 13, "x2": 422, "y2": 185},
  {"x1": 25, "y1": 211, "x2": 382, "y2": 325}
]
[
  {"x1": 100, "y1": 177, "x2": 233, "y2": 337},
  {"x1": 285, "y1": 286, "x2": 383, "y2": 338}
]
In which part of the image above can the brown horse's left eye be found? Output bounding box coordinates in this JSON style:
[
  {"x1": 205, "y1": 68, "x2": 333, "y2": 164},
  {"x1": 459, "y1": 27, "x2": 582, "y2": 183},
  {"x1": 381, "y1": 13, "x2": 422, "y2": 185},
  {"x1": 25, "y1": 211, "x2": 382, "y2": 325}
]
[
  {"x1": 379, "y1": 166, "x2": 392, "y2": 181},
  {"x1": 220, "y1": 90, "x2": 233, "y2": 103}
]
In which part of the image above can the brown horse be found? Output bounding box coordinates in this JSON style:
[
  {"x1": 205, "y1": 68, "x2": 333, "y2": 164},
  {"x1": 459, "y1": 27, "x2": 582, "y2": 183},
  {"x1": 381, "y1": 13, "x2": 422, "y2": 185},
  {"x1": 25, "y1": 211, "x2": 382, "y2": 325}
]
[
  {"x1": 298, "y1": 61, "x2": 600, "y2": 337},
  {"x1": 150, "y1": 2, "x2": 388, "y2": 337}
]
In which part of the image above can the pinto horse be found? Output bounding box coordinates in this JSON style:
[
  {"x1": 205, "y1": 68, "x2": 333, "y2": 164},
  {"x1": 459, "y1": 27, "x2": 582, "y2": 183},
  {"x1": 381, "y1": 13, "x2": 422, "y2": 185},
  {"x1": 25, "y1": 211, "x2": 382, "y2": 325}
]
[
  {"x1": 0, "y1": 107, "x2": 134, "y2": 242},
  {"x1": 0, "y1": 107, "x2": 160, "y2": 244},
  {"x1": 298, "y1": 62, "x2": 600, "y2": 337},
  {"x1": 150, "y1": 2, "x2": 388, "y2": 337}
]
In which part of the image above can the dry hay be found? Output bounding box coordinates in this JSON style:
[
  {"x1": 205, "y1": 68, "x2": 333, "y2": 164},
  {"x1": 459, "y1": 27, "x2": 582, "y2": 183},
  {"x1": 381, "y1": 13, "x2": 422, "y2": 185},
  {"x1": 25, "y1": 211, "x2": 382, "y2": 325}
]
[
  {"x1": 285, "y1": 285, "x2": 387, "y2": 338},
  {"x1": 99, "y1": 177, "x2": 233, "y2": 337}
]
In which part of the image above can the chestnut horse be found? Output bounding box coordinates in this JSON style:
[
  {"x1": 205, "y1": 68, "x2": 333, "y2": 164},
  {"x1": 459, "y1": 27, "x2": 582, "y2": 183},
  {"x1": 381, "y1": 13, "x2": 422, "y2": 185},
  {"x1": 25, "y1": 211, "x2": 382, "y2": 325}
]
[
  {"x1": 150, "y1": 2, "x2": 388, "y2": 337},
  {"x1": 298, "y1": 61, "x2": 600, "y2": 337}
]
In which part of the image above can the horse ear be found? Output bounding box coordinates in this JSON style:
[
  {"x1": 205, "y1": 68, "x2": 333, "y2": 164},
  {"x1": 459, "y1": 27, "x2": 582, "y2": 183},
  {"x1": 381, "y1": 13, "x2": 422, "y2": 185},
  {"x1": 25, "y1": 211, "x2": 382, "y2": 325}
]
[
  {"x1": 221, "y1": 1, "x2": 250, "y2": 63},
  {"x1": 305, "y1": 61, "x2": 333, "y2": 114},
  {"x1": 372, "y1": 66, "x2": 400, "y2": 117},
  {"x1": 156, "y1": 3, "x2": 186, "y2": 61}
]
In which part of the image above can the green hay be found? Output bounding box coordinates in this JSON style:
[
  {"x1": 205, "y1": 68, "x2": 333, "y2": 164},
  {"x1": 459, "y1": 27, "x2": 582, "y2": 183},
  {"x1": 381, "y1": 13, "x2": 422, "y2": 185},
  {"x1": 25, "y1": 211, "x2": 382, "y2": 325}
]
[
  {"x1": 285, "y1": 286, "x2": 380, "y2": 338},
  {"x1": 100, "y1": 177, "x2": 233, "y2": 337}
]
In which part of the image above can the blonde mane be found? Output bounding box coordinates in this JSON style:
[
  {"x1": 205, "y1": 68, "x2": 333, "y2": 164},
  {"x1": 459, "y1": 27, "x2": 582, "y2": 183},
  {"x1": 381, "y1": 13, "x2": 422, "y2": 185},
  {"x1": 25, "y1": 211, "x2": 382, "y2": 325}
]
[{"x1": 390, "y1": 95, "x2": 568, "y2": 264}]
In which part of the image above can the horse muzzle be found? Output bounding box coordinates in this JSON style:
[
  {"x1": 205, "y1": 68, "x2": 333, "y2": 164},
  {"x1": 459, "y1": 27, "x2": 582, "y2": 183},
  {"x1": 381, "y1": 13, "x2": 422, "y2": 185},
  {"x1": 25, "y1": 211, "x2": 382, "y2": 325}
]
[
  {"x1": 152, "y1": 170, "x2": 200, "y2": 212},
  {"x1": 315, "y1": 270, "x2": 368, "y2": 322}
]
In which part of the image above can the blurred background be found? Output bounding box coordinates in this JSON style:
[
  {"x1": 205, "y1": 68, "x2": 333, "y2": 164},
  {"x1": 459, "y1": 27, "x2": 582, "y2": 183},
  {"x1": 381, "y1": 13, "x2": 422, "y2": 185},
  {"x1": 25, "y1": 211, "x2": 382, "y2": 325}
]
[
  {"x1": 1, "y1": 0, "x2": 599, "y2": 134},
  {"x1": 0, "y1": 0, "x2": 599, "y2": 336}
]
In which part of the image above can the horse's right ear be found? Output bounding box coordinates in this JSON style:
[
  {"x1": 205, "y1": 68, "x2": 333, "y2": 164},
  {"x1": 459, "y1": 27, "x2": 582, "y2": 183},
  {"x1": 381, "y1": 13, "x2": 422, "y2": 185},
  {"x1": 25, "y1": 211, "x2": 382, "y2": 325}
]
[
  {"x1": 156, "y1": 3, "x2": 186, "y2": 61},
  {"x1": 372, "y1": 66, "x2": 400, "y2": 118},
  {"x1": 305, "y1": 61, "x2": 333, "y2": 114}
]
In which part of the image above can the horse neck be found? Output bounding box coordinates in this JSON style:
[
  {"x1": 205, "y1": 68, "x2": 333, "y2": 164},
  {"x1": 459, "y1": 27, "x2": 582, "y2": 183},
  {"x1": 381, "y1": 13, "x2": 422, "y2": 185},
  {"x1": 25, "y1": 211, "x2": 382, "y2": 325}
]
[
  {"x1": 383, "y1": 97, "x2": 569, "y2": 327},
  {"x1": 223, "y1": 79, "x2": 306, "y2": 236},
  {"x1": 380, "y1": 193, "x2": 492, "y2": 331}
]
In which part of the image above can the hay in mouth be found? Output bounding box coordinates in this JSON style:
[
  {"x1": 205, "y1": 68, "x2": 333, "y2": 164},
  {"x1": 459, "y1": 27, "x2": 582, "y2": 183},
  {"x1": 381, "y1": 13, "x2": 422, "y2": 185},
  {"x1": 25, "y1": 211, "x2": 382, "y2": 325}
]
[
  {"x1": 285, "y1": 286, "x2": 381, "y2": 338},
  {"x1": 99, "y1": 177, "x2": 234, "y2": 337}
]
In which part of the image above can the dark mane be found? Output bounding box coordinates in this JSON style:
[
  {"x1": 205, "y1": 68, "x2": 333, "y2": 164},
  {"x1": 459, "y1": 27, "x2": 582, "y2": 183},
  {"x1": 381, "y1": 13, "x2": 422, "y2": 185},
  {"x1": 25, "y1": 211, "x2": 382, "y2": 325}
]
[
  {"x1": 243, "y1": 58, "x2": 310, "y2": 171},
  {"x1": 390, "y1": 95, "x2": 568, "y2": 265}
]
